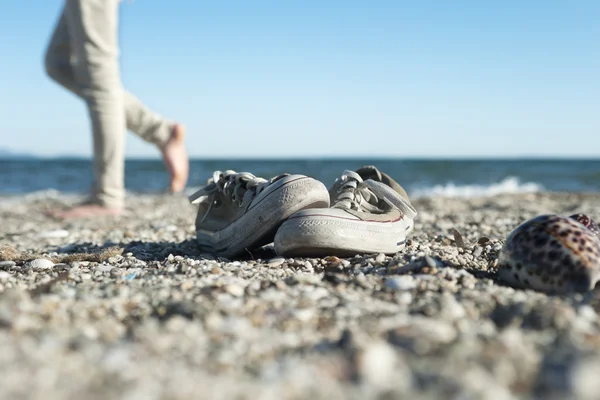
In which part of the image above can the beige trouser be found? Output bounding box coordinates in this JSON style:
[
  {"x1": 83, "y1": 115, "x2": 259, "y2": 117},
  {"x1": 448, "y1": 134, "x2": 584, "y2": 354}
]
[{"x1": 45, "y1": 0, "x2": 173, "y2": 208}]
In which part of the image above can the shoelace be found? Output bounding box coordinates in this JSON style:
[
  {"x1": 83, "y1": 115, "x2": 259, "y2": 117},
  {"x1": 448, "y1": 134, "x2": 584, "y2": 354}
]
[
  {"x1": 189, "y1": 170, "x2": 287, "y2": 224},
  {"x1": 333, "y1": 170, "x2": 418, "y2": 219}
]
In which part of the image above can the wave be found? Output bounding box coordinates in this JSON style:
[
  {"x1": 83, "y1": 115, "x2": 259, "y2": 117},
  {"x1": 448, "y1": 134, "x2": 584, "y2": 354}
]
[{"x1": 411, "y1": 176, "x2": 544, "y2": 198}]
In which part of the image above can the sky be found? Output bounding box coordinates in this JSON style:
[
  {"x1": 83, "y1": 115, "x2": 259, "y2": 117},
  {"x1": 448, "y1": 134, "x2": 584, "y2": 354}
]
[{"x1": 0, "y1": 0, "x2": 599, "y2": 159}]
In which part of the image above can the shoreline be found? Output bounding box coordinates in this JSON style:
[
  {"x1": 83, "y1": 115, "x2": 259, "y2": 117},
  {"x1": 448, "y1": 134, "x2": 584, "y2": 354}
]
[{"x1": 1, "y1": 192, "x2": 600, "y2": 398}]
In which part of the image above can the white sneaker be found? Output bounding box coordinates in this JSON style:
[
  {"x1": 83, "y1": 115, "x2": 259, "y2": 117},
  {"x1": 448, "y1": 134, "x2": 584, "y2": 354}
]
[
  {"x1": 274, "y1": 166, "x2": 417, "y2": 257},
  {"x1": 189, "y1": 170, "x2": 329, "y2": 258}
]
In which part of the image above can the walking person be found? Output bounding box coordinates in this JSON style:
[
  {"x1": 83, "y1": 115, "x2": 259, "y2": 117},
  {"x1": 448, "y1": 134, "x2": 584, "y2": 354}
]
[{"x1": 44, "y1": 0, "x2": 189, "y2": 219}]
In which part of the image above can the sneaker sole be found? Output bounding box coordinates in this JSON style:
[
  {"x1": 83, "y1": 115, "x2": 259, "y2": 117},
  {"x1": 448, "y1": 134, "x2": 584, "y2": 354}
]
[
  {"x1": 274, "y1": 213, "x2": 415, "y2": 257},
  {"x1": 195, "y1": 176, "x2": 329, "y2": 258}
]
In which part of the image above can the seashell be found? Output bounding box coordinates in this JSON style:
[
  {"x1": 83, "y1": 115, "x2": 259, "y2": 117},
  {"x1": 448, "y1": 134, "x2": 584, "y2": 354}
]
[{"x1": 498, "y1": 214, "x2": 600, "y2": 293}]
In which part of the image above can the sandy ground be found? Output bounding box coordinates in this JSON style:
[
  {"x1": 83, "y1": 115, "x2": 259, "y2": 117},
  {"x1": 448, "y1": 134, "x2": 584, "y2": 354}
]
[{"x1": 1, "y1": 191, "x2": 600, "y2": 399}]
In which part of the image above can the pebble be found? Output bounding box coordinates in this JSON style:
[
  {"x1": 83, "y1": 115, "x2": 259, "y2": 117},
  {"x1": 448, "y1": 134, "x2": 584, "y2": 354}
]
[
  {"x1": 267, "y1": 257, "x2": 285, "y2": 268},
  {"x1": 0, "y1": 261, "x2": 16, "y2": 269},
  {"x1": 180, "y1": 280, "x2": 194, "y2": 291},
  {"x1": 109, "y1": 268, "x2": 123, "y2": 277},
  {"x1": 385, "y1": 276, "x2": 417, "y2": 291},
  {"x1": 0, "y1": 192, "x2": 598, "y2": 399},
  {"x1": 28, "y1": 258, "x2": 55, "y2": 270},
  {"x1": 225, "y1": 284, "x2": 245, "y2": 297},
  {"x1": 95, "y1": 265, "x2": 113, "y2": 273},
  {"x1": 53, "y1": 263, "x2": 70, "y2": 271},
  {"x1": 358, "y1": 341, "x2": 399, "y2": 390},
  {"x1": 290, "y1": 274, "x2": 322, "y2": 285},
  {"x1": 36, "y1": 229, "x2": 70, "y2": 238},
  {"x1": 425, "y1": 255, "x2": 437, "y2": 268}
]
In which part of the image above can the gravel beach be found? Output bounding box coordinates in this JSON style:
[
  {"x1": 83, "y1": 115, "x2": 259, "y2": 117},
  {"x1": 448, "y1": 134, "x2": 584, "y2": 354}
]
[{"x1": 2, "y1": 191, "x2": 600, "y2": 399}]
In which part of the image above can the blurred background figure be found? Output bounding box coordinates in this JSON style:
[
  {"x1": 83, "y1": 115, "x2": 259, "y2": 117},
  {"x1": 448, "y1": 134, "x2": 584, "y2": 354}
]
[{"x1": 44, "y1": 0, "x2": 189, "y2": 219}]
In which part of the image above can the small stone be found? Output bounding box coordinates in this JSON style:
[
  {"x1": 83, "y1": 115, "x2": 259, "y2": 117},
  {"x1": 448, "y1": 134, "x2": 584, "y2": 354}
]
[
  {"x1": 275, "y1": 281, "x2": 287, "y2": 290},
  {"x1": 440, "y1": 294, "x2": 466, "y2": 320},
  {"x1": 358, "y1": 341, "x2": 399, "y2": 390},
  {"x1": 225, "y1": 284, "x2": 245, "y2": 297},
  {"x1": 95, "y1": 265, "x2": 113, "y2": 273},
  {"x1": 572, "y1": 359, "x2": 600, "y2": 399},
  {"x1": 54, "y1": 263, "x2": 70, "y2": 271},
  {"x1": 324, "y1": 256, "x2": 342, "y2": 265},
  {"x1": 37, "y1": 229, "x2": 69, "y2": 238},
  {"x1": 0, "y1": 261, "x2": 16, "y2": 269},
  {"x1": 109, "y1": 268, "x2": 123, "y2": 277},
  {"x1": 0, "y1": 271, "x2": 11, "y2": 281},
  {"x1": 385, "y1": 276, "x2": 416, "y2": 291},
  {"x1": 293, "y1": 308, "x2": 315, "y2": 322},
  {"x1": 267, "y1": 257, "x2": 285, "y2": 267},
  {"x1": 578, "y1": 305, "x2": 597, "y2": 322},
  {"x1": 290, "y1": 274, "x2": 322, "y2": 285},
  {"x1": 28, "y1": 259, "x2": 55, "y2": 270},
  {"x1": 421, "y1": 266, "x2": 438, "y2": 275},
  {"x1": 424, "y1": 255, "x2": 437, "y2": 268},
  {"x1": 107, "y1": 257, "x2": 120, "y2": 264},
  {"x1": 472, "y1": 246, "x2": 483, "y2": 258},
  {"x1": 355, "y1": 274, "x2": 374, "y2": 289},
  {"x1": 180, "y1": 280, "x2": 194, "y2": 291},
  {"x1": 478, "y1": 237, "x2": 490, "y2": 245},
  {"x1": 375, "y1": 253, "x2": 386, "y2": 263},
  {"x1": 397, "y1": 292, "x2": 413, "y2": 304},
  {"x1": 303, "y1": 261, "x2": 314, "y2": 273}
]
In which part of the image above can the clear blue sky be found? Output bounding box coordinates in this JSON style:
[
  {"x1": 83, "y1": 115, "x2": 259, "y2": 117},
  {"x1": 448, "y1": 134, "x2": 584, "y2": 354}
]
[{"x1": 1, "y1": 0, "x2": 598, "y2": 158}]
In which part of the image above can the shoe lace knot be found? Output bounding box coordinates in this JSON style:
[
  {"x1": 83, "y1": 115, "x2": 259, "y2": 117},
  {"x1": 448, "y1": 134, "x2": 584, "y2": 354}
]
[
  {"x1": 333, "y1": 170, "x2": 417, "y2": 218},
  {"x1": 189, "y1": 170, "x2": 288, "y2": 223}
]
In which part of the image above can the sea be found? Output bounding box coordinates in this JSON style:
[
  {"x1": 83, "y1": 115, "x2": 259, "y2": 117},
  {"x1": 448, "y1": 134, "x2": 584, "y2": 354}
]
[{"x1": 1, "y1": 158, "x2": 599, "y2": 198}]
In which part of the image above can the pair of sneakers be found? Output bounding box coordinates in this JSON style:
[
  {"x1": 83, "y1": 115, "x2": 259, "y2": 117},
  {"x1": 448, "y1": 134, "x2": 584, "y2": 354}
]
[{"x1": 188, "y1": 166, "x2": 417, "y2": 259}]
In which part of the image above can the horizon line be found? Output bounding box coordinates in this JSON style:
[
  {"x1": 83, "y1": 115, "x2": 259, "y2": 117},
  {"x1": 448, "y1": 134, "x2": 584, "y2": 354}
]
[{"x1": 4, "y1": 154, "x2": 600, "y2": 161}]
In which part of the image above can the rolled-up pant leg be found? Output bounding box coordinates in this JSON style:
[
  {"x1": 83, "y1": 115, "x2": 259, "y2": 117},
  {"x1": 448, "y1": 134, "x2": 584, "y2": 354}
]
[{"x1": 44, "y1": 1, "x2": 173, "y2": 207}]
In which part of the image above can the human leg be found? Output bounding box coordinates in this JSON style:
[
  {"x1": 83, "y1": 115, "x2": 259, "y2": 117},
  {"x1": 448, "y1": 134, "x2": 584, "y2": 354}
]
[
  {"x1": 44, "y1": 4, "x2": 188, "y2": 196},
  {"x1": 64, "y1": 0, "x2": 125, "y2": 210}
]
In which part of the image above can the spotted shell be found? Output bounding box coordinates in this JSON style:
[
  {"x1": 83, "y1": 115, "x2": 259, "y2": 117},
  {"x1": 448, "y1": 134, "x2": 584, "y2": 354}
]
[
  {"x1": 498, "y1": 214, "x2": 600, "y2": 294},
  {"x1": 569, "y1": 213, "x2": 600, "y2": 239}
]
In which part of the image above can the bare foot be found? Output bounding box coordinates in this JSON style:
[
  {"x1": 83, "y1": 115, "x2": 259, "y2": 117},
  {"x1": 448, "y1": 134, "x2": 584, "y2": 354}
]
[
  {"x1": 47, "y1": 203, "x2": 123, "y2": 220},
  {"x1": 162, "y1": 123, "x2": 189, "y2": 193}
]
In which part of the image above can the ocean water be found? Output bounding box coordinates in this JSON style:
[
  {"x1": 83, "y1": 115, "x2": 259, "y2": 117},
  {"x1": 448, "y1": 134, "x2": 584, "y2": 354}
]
[{"x1": 1, "y1": 158, "x2": 599, "y2": 198}]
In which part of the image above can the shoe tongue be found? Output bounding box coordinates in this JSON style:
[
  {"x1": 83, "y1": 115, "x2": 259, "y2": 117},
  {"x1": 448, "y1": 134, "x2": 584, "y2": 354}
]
[{"x1": 355, "y1": 165, "x2": 410, "y2": 202}]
